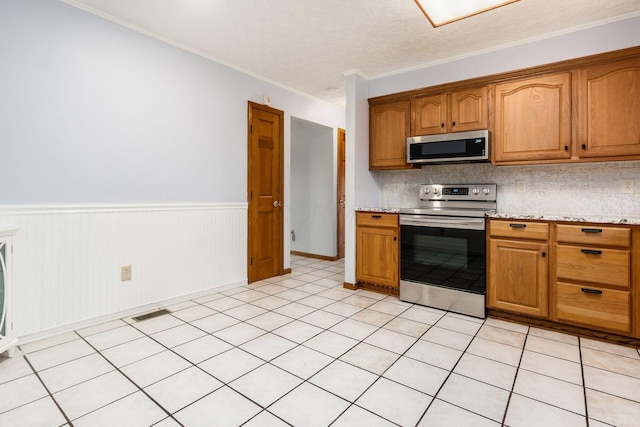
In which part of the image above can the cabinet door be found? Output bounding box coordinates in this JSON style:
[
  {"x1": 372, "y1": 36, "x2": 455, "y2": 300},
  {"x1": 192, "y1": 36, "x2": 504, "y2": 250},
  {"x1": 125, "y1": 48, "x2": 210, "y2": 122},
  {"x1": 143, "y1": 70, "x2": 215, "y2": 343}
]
[
  {"x1": 356, "y1": 226, "x2": 399, "y2": 288},
  {"x1": 450, "y1": 87, "x2": 488, "y2": 132},
  {"x1": 577, "y1": 58, "x2": 640, "y2": 158},
  {"x1": 412, "y1": 94, "x2": 448, "y2": 136},
  {"x1": 369, "y1": 100, "x2": 412, "y2": 170},
  {"x1": 493, "y1": 73, "x2": 572, "y2": 163},
  {"x1": 488, "y1": 239, "x2": 548, "y2": 317}
]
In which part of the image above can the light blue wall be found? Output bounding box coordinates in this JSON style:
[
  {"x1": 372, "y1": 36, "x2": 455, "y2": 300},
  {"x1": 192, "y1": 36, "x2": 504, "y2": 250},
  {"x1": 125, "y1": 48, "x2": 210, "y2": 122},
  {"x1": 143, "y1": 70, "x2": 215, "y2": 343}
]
[{"x1": 0, "y1": 0, "x2": 345, "y2": 205}]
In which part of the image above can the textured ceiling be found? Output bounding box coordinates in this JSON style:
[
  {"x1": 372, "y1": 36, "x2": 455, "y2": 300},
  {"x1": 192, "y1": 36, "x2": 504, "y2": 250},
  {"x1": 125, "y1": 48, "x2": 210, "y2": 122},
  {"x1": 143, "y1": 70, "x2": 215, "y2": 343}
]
[{"x1": 63, "y1": 0, "x2": 640, "y2": 106}]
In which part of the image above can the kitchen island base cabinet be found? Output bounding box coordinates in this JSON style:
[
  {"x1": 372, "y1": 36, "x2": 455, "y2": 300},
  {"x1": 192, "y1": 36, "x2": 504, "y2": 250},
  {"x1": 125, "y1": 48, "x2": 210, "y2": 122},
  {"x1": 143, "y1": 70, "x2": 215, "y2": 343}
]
[
  {"x1": 488, "y1": 238, "x2": 549, "y2": 318},
  {"x1": 355, "y1": 212, "x2": 399, "y2": 291}
]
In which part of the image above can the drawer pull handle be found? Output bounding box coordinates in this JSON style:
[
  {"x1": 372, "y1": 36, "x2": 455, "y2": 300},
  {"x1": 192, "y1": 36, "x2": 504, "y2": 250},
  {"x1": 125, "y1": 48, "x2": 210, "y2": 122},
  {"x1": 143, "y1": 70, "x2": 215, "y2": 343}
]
[
  {"x1": 581, "y1": 288, "x2": 603, "y2": 295},
  {"x1": 371, "y1": 215, "x2": 382, "y2": 219},
  {"x1": 581, "y1": 228, "x2": 602, "y2": 233},
  {"x1": 581, "y1": 249, "x2": 602, "y2": 255},
  {"x1": 509, "y1": 224, "x2": 526, "y2": 228}
]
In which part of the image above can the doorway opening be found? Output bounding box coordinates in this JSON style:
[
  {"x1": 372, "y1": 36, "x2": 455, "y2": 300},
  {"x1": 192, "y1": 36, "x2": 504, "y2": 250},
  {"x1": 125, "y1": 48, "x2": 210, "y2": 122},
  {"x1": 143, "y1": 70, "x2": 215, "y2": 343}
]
[{"x1": 290, "y1": 117, "x2": 337, "y2": 260}]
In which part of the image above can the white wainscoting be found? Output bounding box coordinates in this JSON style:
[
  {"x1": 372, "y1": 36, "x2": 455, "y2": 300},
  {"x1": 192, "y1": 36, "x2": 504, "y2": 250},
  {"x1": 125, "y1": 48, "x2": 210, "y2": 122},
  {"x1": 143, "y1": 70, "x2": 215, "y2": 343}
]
[{"x1": 0, "y1": 203, "x2": 247, "y2": 341}]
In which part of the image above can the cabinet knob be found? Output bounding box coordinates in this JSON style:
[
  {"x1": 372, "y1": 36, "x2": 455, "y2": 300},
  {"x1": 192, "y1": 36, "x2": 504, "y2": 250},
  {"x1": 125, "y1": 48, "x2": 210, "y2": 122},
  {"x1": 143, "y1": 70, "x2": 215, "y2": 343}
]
[
  {"x1": 541, "y1": 252, "x2": 546, "y2": 258},
  {"x1": 452, "y1": 121, "x2": 456, "y2": 126},
  {"x1": 564, "y1": 145, "x2": 568, "y2": 151},
  {"x1": 582, "y1": 144, "x2": 587, "y2": 150},
  {"x1": 441, "y1": 123, "x2": 445, "y2": 128},
  {"x1": 393, "y1": 236, "x2": 397, "y2": 241}
]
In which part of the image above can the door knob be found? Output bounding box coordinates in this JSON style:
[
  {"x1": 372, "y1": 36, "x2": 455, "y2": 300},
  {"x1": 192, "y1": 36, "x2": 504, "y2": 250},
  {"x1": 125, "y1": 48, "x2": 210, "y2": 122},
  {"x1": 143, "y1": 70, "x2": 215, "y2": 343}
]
[
  {"x1": 339, "y1": 199, "x2": 345, "y2": 206},
  {"x1": 272, "y1": 201, "x2": 282, "y2": 207}
]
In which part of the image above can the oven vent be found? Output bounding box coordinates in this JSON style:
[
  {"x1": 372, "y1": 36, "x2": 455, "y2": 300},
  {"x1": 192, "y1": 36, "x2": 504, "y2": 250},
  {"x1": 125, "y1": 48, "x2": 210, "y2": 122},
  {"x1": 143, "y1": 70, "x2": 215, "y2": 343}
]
[{"x1": 132, "y1": 309, "x2": 171, "y2": 322}]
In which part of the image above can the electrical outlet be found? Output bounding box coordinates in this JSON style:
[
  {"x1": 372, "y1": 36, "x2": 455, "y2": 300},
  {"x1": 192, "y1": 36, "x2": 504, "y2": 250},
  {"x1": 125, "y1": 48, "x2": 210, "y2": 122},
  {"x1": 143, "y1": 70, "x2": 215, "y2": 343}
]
[
  {"x1": 620, "y1": 179, "x2": 635, "y2": 194},
  {"x1": 121, "y1": 265, "x2": 132, "y2": 281},
  {"x1": 516, "y1": 180, "x2": 527, "y2": 194}
]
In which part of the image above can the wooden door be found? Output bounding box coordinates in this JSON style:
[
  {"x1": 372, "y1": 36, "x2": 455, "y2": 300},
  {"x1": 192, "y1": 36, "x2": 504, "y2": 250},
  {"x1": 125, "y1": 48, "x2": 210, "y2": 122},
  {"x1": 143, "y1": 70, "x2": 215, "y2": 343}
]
[
  {"x1": 577, "y1": 58, "x2": 640, "y2": 158},
  {"x1": 450, "y1": 87, "x2": 488, "y2": 132},
  {"x1": 493, "y1": 73, "x2": 572, "y2": 163},
  {"x1": 488, "y1": 238, "x2": 548, "y2": 317},
  {"x1": 247, "y1": 102, "x2": 284, "y2": 283},
  {"x1": 337, "y1": 128, "x2": 346, "y2": 259},
  {"x1": 369, "y1": 100, "x2": 412, "y2": 170},
  {"x1": 412, "y1": 94, "x2": 448, "y2": 135}
]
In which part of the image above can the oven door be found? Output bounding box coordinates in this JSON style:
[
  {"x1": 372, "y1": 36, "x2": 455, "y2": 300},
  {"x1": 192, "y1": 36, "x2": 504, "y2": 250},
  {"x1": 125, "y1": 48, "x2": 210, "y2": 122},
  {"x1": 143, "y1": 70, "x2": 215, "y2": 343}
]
[{"x1": 399, "y1": 215, "x2": 487, "y2": 317}]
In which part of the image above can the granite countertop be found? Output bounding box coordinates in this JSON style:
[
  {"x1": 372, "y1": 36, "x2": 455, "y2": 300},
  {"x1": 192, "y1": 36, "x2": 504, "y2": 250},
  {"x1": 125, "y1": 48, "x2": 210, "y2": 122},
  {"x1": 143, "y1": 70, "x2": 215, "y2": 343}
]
[
  {"x1": 355, "y1": 208, "x2": 640, "y2": 225},
  {"x1": 488, "y1": 212, "x2": 640, "y2": 225},
  {"x1": 356, "y1": 207, "x2": 401, "y2": 213}
]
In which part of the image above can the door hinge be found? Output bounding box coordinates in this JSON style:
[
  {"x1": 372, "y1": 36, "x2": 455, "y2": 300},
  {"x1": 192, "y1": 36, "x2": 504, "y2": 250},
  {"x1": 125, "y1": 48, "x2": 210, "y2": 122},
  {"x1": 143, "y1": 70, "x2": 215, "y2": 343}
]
[
  {"x1": 250, "y1": 125, "x2": 253, "y2": 133},
  {"x1": 250, "y1": 191, "x2": 253, "y2": 200},
  {"x1": 250, "y1": 257, "x2": 253, "y2": 266}
]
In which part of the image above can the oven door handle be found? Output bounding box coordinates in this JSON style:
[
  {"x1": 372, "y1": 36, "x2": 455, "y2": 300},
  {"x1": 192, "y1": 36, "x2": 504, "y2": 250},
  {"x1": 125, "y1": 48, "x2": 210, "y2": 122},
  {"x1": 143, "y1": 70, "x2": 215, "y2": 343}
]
[{"x1": 400, "y1": 217, "x2": 485, "y2": 230}]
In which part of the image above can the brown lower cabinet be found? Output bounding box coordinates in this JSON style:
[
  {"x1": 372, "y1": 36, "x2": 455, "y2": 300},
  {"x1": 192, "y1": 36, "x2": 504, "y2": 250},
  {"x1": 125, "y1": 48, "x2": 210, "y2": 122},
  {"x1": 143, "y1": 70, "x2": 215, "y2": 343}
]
[
  {"x1": 488, "y1": 219, "x2": 639, "y2": 340},
  {"x1": 487, "y1": 220, "x2": 549, "y2": 317},
  {"x1": 355, "y1": 212, "x2": 399, "y2": 289}
]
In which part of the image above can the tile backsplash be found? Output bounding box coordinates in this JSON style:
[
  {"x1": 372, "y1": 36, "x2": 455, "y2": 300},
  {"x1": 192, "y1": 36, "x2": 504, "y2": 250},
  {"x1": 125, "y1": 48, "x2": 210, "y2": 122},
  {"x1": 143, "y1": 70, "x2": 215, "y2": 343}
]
[{"x1": 380, "y1": 161, "x2": 640, "y2": 220}]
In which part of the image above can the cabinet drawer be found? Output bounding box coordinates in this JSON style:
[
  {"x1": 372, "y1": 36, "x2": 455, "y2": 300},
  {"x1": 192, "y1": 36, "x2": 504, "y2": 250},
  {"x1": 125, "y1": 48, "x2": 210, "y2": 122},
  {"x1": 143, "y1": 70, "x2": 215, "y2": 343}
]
[
  {"x1": 556, "y1": 245, "x2": 630, "y2": 288},
  {"x1": 556, "y1": 224, "x2": 630, "y2": 247},
  {"x1": 489, "y1": 220, "x2": 548, "y2": 240},
  {"x1": 556, "y1": 282, "x2": 631, "y2": 333},
  {"x1": 356, "y1": 212, "x2": 398, "y2": 228}
]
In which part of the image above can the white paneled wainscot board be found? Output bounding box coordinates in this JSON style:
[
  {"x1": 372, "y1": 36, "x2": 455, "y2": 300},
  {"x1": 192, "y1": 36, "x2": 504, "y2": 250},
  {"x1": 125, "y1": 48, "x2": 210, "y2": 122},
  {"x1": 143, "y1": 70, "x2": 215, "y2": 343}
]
[{"x1": 0, "y1": 204, "x2": 247, "y2": 342}]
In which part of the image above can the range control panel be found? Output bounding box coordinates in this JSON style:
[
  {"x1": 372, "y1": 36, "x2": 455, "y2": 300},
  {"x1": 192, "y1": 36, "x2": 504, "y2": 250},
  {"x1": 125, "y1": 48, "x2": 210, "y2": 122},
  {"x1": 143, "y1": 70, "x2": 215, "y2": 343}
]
[{"x1": 419, "y1": 184, "x2": 497, "y2": 202}]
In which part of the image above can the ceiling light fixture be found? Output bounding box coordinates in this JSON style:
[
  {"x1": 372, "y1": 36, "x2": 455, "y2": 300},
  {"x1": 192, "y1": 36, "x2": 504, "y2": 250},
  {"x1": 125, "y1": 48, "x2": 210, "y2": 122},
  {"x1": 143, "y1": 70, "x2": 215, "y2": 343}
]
[{"x1": 414, "y1": 0, "x2": 519, "y2": 27}]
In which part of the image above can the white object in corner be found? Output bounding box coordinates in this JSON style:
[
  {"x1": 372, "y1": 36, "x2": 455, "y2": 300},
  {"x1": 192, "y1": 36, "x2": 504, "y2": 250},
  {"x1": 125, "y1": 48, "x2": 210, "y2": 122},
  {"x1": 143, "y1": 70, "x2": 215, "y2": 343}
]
[{"x1": 0, "y1": 228, "x2": 18, "y2": 357}]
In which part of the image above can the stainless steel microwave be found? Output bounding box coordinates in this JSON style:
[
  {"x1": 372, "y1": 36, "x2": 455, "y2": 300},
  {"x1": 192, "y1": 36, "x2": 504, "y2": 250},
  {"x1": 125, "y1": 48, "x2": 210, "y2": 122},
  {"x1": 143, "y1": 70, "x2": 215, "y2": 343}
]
[{"x1": 407, "y1": 129, "x2": 489, "y2": 164}]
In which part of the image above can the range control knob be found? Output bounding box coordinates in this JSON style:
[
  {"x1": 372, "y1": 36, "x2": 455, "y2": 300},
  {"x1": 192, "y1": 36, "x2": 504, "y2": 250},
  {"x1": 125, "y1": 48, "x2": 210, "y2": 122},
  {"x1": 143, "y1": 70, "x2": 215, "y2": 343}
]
[
  {"x1": 472, "y1": 188, "x2": 480, "y2": 195},
  {"x1": 424, "y1": 188, "x2": 430, "y2": 194},
  {"x1": 433, "y1": 187, "x2": 440, "y2": 194},
  {"x1": 482, "y1": 188, "x2": 491, "y2": 195}
]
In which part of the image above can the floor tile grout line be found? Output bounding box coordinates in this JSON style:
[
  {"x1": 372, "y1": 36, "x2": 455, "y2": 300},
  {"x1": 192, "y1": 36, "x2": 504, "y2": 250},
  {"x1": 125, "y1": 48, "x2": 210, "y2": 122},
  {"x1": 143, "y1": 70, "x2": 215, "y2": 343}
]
[
  {"x1": 215, "y1": 283, "x2": 416, "y2": 425},
  {"x1": 504, "y1": 330, "x2": 594, "y2": 424},
  {"x1": 74, "y1": 331, "x2": 184, "y2": 426},
  {"x1": 414, "y1": 315, "x2": 493, "y2": 427},
  {"x1": 499, "y1": 331, "x2": 529, "y2": 427},
  {"x1": 325, "y1": 308, "x2": 446, "y2": 426},
  {"x1": 579, "y1": 338, "x2": 591, "y2": 427},
  {"x1": 20, "y1": 353, "x2": 74, "y2": 427}
]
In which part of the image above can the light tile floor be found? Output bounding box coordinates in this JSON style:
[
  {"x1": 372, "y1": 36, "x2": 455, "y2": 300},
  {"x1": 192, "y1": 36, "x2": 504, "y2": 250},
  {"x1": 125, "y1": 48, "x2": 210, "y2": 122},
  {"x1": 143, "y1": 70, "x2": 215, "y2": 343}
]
[{"x1": 2, "y1": 255, "x2": 640, "y2": 426}]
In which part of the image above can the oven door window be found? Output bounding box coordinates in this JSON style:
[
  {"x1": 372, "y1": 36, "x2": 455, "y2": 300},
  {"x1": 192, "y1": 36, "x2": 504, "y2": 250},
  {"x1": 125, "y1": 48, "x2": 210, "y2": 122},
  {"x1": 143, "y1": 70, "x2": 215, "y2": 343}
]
[{"x1": 401, "y1": 225, "x2": 486, "y2": 294}]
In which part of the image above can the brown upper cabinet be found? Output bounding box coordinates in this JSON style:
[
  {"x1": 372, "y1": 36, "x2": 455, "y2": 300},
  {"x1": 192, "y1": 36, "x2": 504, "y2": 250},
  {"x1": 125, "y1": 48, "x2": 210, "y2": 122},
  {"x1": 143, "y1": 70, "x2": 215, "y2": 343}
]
[
  {"x1": 412, "y1": 87, "x2": 488, "y2": 136},
  {"x1": 576, "y1": 57, "x2": 640, "y2": 159},
  {"x1": 493, "y1": 73, "x2": 572, "y2": 163},
  {"x1": 369, "y1": 47, "x2": 640, "y2": 169},
  {"x1": 369, "y1": 100, "x2": 412, "y2": 170}
]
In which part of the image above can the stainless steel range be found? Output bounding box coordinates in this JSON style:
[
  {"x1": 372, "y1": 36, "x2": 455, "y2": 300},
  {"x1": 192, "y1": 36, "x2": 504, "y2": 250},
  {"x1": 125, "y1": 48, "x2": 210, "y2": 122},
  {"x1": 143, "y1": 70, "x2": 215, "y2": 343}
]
[{"x1": 399, "y1": 183, "x2": 497, "y2": 318}]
